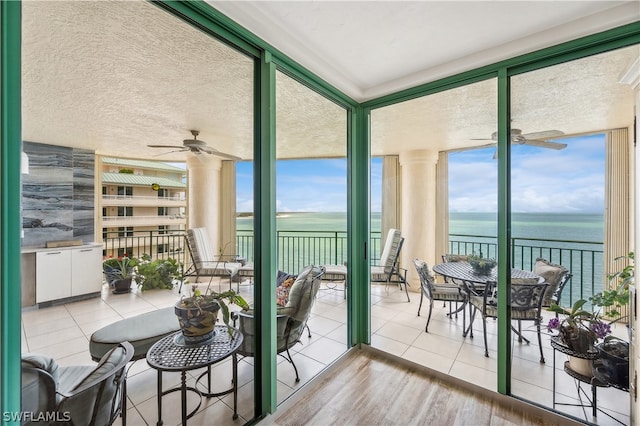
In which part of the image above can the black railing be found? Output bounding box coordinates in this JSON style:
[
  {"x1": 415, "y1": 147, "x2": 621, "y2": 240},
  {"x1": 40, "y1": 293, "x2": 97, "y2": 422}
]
[
  {"x1": 448, "y1": 234, "x2": 604, "y2": 307},
  {"x1": 102, "y1": 230, "x2": 187, "y2": 267},
  {"x1": 102, "y1": 230, "x2": 604, "y2": 308}
]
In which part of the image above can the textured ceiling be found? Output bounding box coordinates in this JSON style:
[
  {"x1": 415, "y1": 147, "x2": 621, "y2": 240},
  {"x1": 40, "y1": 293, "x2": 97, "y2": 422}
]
[{"x1": 21, "y1": 1, "x2": 640, "y2": 163}]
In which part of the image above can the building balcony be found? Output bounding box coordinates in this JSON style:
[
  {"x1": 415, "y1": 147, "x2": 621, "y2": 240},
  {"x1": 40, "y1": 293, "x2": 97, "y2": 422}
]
[
  {"x1": 101, "y1": 195, "x2": 186, "y2": 207},
  {"x1": 101, "y1": 215, "x2": 186, "y2": 227}
]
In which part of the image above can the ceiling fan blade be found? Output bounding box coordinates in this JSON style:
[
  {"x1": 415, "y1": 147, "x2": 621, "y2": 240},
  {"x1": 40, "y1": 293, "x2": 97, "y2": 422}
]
[
  {"x1": 199, "y1": 146, "x2": 242, "y2": 160},
  {"x1": 151, "y1": 148, "x2": 189, "y2": 157},
  {"x1": 521, "y1": 130, "x2": 564, "y2": 140},
  {"x1": 147, "y1": 144, "x2": 186, "y2": 149},
  {"x1": 522, "y1": 139, "x2": 567, "y2": 150}
]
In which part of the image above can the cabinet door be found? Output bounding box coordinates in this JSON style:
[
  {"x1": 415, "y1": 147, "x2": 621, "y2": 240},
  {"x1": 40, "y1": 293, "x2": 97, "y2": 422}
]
[
  {"x1": 71, "y1": 247, "x2": 103, "y2": 296},
  {"x1": 36, "y1": 250, "x2": 72, "y2": 303}
]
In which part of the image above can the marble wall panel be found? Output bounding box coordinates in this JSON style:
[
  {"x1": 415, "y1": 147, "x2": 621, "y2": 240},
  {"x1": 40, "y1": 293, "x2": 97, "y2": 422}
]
[{"x1": 22, "y1": 141, "x2": 95, "y2": 247}]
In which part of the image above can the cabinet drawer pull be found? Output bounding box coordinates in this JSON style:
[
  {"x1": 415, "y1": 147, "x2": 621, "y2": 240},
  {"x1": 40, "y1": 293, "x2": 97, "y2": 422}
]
[
  {"x1": 79, "y1": 249, "x2": 92, "y2": 252},
  {"x1": 46, "y1": 252, "x2": 62, "y2": 255}
]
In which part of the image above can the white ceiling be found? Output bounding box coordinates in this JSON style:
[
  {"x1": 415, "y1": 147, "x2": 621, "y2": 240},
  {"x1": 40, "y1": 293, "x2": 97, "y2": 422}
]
[
  {"x1": 211, "y1": 1, "x2": 639, "y2": 101},
  {"x1": 21, "y1": 1, "x2": 640, "y2": 162}
]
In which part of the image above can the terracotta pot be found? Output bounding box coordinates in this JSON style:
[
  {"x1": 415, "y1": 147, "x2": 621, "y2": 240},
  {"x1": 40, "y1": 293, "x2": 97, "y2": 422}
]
[{"x1": 174, "y1": 300, "x2": 220, "y2": 345}]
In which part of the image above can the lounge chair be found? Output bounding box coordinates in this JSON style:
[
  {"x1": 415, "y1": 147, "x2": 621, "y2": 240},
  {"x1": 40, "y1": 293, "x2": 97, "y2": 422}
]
[
  {"x1": 371, "y1": 228, "x2": 410, "y2": 302},
  {"x1": 183, "y1": 228, "x2": 244, "y2": 292}
]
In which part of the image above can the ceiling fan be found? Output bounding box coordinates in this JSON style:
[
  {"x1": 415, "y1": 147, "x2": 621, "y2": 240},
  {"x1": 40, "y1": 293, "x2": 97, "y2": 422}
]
[
  {"x1": 472, "y1": 128, "x2": 567, "y2": 150},
  {"x1": 471, "y1": 128, "x2": 567, "y2": 158},
  {"x1": 148, "y1": 130, "x2": 241, "y2": 160}
]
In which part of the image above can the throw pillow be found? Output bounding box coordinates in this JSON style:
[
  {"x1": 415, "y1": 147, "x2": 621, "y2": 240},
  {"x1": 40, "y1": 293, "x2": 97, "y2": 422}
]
[{"x1": 276, "y1": 276, "x2": 296, "y2": 306}]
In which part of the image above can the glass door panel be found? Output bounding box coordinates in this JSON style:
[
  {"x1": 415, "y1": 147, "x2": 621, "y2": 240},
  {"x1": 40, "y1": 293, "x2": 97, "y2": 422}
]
[
  {"x1": 509, "y1": 45, "x2": 638, "y2": 424},
  {"x1": 369, "y1": 78, "x2": 498, "y2": 390},
  {"x1": 274, "y1": 70, "x2": 349, "y2": 401}
]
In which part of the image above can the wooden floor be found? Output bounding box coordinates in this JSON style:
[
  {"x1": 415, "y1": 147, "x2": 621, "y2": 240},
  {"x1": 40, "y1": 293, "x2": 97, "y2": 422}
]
[{"x1": 269, "y1": 348, "x2": 575, "y2": 426}]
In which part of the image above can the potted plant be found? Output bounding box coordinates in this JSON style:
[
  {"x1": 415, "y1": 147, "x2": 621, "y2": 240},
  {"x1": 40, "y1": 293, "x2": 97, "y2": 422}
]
[
  {"x1": 467, "y1": 251, "x2": 496, "y2": 275},
  {"x1": 588, "y1": 252, "x2": 633, "y2": 387},
  {"x1": 175, "y1": 280, "x2": 249, "y2": 345},
  {"x1": 547, "y1": 299, "x2": 612, "y2": 376},
  {"x1": 135, "y1": 254, "x2": 182, "y2": 291},
  {"x1": 103, "y1": 254, "x2": 139, "y2": 294}
]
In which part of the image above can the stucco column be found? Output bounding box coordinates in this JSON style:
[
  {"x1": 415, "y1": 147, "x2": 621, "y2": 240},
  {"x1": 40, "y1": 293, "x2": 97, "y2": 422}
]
[
  {"x1": 399, "y1": 149, "x2": 439, "y2": 289},
  {"x1": 187, "y1": 155, "x2": 222, "y2": 253}
]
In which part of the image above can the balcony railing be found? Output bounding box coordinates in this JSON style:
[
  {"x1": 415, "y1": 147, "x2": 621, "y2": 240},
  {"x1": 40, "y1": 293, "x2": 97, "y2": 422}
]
[
  {"x1": 101, "y1": 215, "x2": 186, "y2": 227},
  {"x1": 102, "y1": 230, "x2": 603, "y2": 307},
  {"x1": 448, "y1": 233, "x2": 604, "y2": 307},
  {"x1": 102, "y1": 195, "x2": 186, "y2": 207}
]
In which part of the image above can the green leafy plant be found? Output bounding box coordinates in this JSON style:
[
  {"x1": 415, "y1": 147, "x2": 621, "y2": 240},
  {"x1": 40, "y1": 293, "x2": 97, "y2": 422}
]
[
  {"x1": 103, "y1": 254, "x2": 139, "y2": 281},
  {"x1": 548, "y1": 299, "x2": 611, "y2": 353},
  {"x1": 589, "y1": 252, "x2": 633, "y2": 320},
  {"x1": 467, "y1": 251, "x2": 496, "y2": 275},
  {"x1": 136, "y1": 255, "x2": 181, "y2": 291}
]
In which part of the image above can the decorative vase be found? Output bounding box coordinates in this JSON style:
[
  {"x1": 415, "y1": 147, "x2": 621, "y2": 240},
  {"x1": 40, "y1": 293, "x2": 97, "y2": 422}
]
[
  {"x1": 568, "y1": 356, "x2": 594, "y2": 377},
  {"x1": 174, "y1": 300, "x2": 220, "y2": 345},
  {"x1": 111, "y1": 277, "x2": 132, "y2": 294}
]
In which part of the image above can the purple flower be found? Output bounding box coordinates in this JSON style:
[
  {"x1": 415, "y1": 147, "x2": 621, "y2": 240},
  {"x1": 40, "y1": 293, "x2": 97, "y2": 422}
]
[
  {"x1": 547, "y1": 317, "x2": 560, "y2": 332},
  {"x1": 591, "y1": 321, "x2": 611, "y2": 339}
]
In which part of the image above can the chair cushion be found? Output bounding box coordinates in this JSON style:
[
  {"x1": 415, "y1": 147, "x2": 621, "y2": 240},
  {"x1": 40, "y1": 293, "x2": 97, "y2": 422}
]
[
  {"x1": 322, "y1": 264, "x2": 347, "y2": 281},
  {"x1": 89, "y1": 307, "x2": 179, "y2": 361},
  {"x1": 198, "y1": 261, "x2": 241, "y2": 276},
  {"x1": 443, "y1": 254, "x2": 469, "y2": 263},
  {"x1": 431, "y1": 285, "x2": 464, "y2": 301},
  {"x1": 71, "y1": 345, "x2": 128, "y2": 392},
  {"x1": 533, "y1": 258, "x2": 568, "y2": 306},
  {"x1": 22, "y1": 353, "x2": 60, "y2": 385}
]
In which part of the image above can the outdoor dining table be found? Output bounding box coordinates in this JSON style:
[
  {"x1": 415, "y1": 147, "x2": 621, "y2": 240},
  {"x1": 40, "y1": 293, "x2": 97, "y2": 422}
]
[
  {"x1": 432, "y1": 261, "x2": 542, "y2": 337},
  {"x1": 432, "y1": 261, "x2": 541, "y2": 285}
]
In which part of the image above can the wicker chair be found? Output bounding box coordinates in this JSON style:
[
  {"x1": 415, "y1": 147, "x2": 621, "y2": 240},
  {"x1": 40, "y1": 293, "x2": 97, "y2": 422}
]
[{"x1": 414, "y1": 259, "x2": 467, "y2": 332}]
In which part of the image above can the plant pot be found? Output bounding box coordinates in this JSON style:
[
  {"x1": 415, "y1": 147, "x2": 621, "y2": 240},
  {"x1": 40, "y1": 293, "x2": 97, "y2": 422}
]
[
  {"x1": 593, "y1": 338, "x2": 629, "y2": 388},
  {"x1": 174, "y1": 300, "x2": 220, "y2": 345},
  {"x1": 560, "y1": 327, "x2": 595, "y2": 354},
  {"x1": 111, "y1": 277, "x2": 132, "y2": 294},
  {"x1": 568, "y1": 356, "x2": 594, "y2": 377}
]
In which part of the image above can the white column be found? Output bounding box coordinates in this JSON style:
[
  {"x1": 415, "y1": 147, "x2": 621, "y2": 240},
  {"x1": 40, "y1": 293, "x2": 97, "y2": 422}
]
[
  {"x1": 187, "y1": 155, "x2": 222, "y2": 252},
  {"x1": 399, "y1": 149, "x2": 439, "y2": 289}
]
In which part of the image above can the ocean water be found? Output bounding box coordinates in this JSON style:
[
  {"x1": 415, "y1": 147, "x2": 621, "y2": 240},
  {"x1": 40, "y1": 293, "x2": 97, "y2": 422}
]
[{"x1": 238, "y1": 211, "x2": 604, "y2": 243}]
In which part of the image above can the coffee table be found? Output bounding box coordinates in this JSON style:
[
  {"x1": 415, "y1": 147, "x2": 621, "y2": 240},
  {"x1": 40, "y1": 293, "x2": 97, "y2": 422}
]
[{"x1": 146, "y1": 326, "x2": 243, "y2": 425}]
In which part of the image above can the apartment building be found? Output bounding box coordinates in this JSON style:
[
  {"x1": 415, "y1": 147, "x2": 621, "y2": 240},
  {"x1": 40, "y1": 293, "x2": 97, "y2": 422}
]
[{"x1": 100, "y1": 157, "x2": 186, "y2": 259}]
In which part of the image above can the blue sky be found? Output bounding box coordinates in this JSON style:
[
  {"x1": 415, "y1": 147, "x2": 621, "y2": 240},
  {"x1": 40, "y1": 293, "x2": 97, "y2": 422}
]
[{"x1": 231, "y1": 133, "x2": 605, "y2": 214}]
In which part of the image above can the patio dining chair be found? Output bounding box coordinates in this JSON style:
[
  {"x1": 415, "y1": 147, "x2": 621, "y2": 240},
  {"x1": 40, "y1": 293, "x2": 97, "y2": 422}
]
[
  {"x1": 371, "y1": 228, "x2": 410, "y2": 302},
  {"x1": 467, "y1": 278, "x2": 549, "y2": 363},
  {"x1": 532, "y1": 257, "x2": 572, "y2": 309},
  {"x1": 414, "y1": 259, "x2": 467, "y2": 332}
]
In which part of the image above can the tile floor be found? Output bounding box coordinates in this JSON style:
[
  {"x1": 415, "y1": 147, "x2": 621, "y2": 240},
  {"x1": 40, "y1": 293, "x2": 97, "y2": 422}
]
[{"x1": 20, "y1": 279, "x2": 630, "y2": 425}]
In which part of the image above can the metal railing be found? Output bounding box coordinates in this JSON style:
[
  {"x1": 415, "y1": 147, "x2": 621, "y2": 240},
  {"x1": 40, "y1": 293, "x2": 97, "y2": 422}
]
[
  {"x1": 102, "y1": 230, "x2": 604, "y2": 307},
  {"x1": 448, "y1": 233, "x2": 604, "y2": 307}
]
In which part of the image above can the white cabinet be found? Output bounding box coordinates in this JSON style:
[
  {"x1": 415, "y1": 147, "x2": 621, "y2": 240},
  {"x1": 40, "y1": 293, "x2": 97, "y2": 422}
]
[
  {"x1": 33, "y1": 244, "x2": 102, "y2": 303},
  {"x1": 71, "y1": 246, "x2": 103, "y2": 296},
  {"x1": 35, "y1": 250, "x2": 72, "y2": 303}
]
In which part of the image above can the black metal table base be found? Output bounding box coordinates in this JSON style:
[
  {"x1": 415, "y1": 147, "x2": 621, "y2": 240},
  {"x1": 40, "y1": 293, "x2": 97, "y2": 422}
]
[{"x1": 155, "y1": 355, "x2": 239, "y2": 426}]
